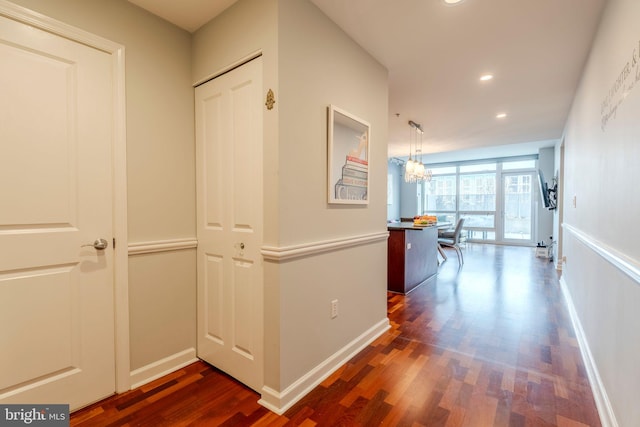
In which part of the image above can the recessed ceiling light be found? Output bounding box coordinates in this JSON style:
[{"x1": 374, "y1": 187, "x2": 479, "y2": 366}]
[
  {"x1": 443, "y1": 0, "x2": 465, "y2": 5},
  {"x1": 496, "y1": 113, "x2": 507, "y2": 119},
  {"x1": 480, "y1": 74, "x2": 494, "y2": 81}
]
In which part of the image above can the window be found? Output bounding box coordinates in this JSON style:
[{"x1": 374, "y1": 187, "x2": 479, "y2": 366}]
[
  {"x1": 459, "y1": 163, "x2": 496, "y2": 173},
  {"x1": 505, "y1": 175, "x2": 531, "y2": 193},
  {"x1": 459, "y1": 213, "x2": 495, "y2": 228},
  {"x1": 459, "y1": 173, "x2": 496, "y2": 211},
  {"x1": 503, "y1": 173, "x2": 534, "y2": 241},
  {"x1": 425, "y1": 175, "x2": 456, "y2": 211},
  {"x1": 468, "y1": 230, "x2": 496, "y2": 240},
  {"x1": 502, "y1": 159, "x2": 536, "y2": 170},
  {"x1": 430, "y1": 166, "x2": 457, "y2": 175},
  {"x1": 420, "y1": 157, "x2": 536, "y2": 243}
]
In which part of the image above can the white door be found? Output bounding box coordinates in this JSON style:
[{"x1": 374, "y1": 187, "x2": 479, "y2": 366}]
[
  {"x1": 195, "y1": 58, "x2": 264, "y2": 391},
  {"x1": 501, "y1": 172, "x2": 535, "y2": 244},
  {"x1": 0, "y1": 14, "x2": 115, "y2": 409}
]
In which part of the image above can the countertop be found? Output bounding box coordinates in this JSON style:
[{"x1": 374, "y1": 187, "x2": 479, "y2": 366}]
[{"x1": 388, "y1": 221, "x2": 451, "y2": 231}]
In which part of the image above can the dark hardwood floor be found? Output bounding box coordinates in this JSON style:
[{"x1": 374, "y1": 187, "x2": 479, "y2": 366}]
[{"x1": 72, "y1": 244, "x2": 601, "y2": 426}]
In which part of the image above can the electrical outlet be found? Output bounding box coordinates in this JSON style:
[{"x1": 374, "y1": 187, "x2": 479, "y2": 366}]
[{"x1": 331, "y1": 299, "x2": 339, "y2": 319}]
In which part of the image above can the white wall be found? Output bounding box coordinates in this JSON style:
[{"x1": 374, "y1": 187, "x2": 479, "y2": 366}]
[
  {"x1": 277, "y1": 1, "x2": 388, "y2": 243},
  {"x1": 400, "y1": 181, "x2": 420, "y2": 218},
  {"x1": 561, "y1": 0, "x2": 640, "y2": 424},
  {"x1": 553, "y1": 141, "x2": 565, "y2": 268},
  {"x1": 10, "y1": 0, "x2": 197, "y2": 379},
  {"x1": 128, "y1": 250, "x2": 196, "y2": 370},
  {"x1": 194, "y1": 0, "x2": 389, "y2": 412},
  {"x1": 275, "y1": 0, "x2": 388, "y2": 391}
]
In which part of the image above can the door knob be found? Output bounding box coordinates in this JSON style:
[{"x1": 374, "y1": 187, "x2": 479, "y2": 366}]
[{"x1": 82, "y1": 238, "x2": 108, "y2": 250}]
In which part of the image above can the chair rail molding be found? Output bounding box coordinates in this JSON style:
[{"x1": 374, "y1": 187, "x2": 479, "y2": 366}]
[
  {"x1": 128, "y1": 238, "x2": 198, "y2": 255},
  {"x1": 562, "y1": 223, "x2": 640, "y2": 285},
  {"x1": 261, "y1": 231, "x2": 389, "y2": 262}
]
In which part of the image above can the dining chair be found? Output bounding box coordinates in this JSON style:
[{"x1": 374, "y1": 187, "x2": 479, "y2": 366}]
[{"x1": 438, "y1": 218, "x2": 465, "y2": 265}]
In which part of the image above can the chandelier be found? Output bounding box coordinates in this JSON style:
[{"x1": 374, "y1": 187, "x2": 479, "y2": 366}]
[{"x1": 404, "y1": 120, "x2": 432, "y2": 183}]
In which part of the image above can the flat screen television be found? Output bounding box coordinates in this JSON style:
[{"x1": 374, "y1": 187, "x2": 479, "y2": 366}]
[{"x1": 537, "y1": 169, "x2": 554, "y2": 209}]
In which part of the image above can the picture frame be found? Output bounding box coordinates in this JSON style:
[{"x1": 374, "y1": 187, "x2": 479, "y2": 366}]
[{"x1": 327, "y1": 105, "x2": 371, "y2": 204}]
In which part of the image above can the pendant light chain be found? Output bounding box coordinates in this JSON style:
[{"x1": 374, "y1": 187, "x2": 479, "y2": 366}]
[{"x1": 404, "y1": 120, "x2": 432, "y2": 183}]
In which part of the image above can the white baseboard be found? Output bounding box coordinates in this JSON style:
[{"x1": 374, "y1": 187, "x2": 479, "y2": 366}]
[
  {"x1": 129, "y1": 348, "x2": 198, "y2": 390},
  {"x1": 258, "y1": 318, "x2": 390, "y2": 415},
  {"x1": 559, "y1": 277, "x2": 618, "y2": 427}
]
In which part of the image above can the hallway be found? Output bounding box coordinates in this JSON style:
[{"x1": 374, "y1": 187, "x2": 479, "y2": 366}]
[{"x1": 72, "y1": 244, "x2": 600, "y2": 426}]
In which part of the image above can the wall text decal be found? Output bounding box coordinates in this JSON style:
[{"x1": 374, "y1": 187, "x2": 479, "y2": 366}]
[{"x1": 601, "y1": 39, "x2": 640, "y2": 131}]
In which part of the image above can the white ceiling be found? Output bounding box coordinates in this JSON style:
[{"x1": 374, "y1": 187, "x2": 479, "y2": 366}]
[
  {"x1": 127, "y1": 0, "x2": 239, "y2": 33},
  {"x1": 128, "y1": 0, "x2": 606, "y2": 162}
]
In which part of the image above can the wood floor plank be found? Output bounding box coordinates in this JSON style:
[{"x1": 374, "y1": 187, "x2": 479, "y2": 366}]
[{"x1": 71, "y1": 244, "x2": 602, "y2": 426}]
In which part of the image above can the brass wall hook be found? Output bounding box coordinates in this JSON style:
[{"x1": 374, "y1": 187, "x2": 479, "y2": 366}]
[{"x1": 265, "y1": 89, "x2": 275, "y2": 110}]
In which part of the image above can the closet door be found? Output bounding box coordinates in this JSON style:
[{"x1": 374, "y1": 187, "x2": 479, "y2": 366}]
[{"x1": 195, "y1": 57, "x2": 264, "y2": 392}]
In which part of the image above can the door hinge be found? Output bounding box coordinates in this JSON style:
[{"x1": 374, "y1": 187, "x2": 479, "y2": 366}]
[{"x1": 113, "y1": 238, "x2": 116, "y2": 249}]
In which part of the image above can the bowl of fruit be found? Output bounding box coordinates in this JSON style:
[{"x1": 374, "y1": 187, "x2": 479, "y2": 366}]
[{"x1": 413, "y1": 215, "x2": 437, "y2": 226}]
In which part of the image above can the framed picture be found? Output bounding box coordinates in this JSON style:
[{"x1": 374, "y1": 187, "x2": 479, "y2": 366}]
[{"x1": 327, "y1": 105, "x2": 370, "y2": 204}]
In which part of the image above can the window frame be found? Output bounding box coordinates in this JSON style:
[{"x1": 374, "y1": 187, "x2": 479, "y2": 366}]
[{"x1": 422, "y1": 157, "x2": 538, "y2": 243}]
